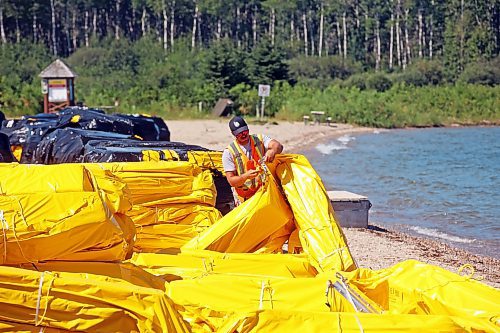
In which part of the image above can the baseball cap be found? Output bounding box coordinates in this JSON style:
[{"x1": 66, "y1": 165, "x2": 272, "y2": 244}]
[{"x1": 229, "y1": 116, "x2": 249, "y2": 136}]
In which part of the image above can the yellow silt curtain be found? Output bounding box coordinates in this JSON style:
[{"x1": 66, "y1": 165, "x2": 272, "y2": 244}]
[
  {"x1": 336, "y1": 259, "x2": 500, "y2": 326},
  {"x1": 274, "y1": 154, "x2": 357, "y2": 272},
  {"x1": 216, "y1": 309, "x2": 495, "y2": 333},
  {"x1": 0, "y1": 163, "x2": 135, "y2": 264},
  {"x1": 182, "y1": 174, "x2": 294, "y2": 253},
  {"x1": 84, "y1": 161, "x2": 222, "y2": 252},
  {"x1": 0, "y1": 265, "x2": 189, "y2": 332},
  {"x1": 129, "y1": 251, "x2": 317, "y2": 280}
]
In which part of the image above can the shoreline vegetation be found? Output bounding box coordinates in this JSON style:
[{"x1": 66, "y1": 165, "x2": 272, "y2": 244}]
[
  {"x1": 0, "y1": 41, "x2": 499, "y2": 128},
  {"x1": 167, "y1": 120, "x2": 499, "y2": 288}
]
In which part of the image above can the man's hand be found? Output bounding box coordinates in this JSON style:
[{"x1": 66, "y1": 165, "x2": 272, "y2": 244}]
[
  {"x1": 264, "y1": 139, "x2": 283, "y2": 163},
  {"x1": 244, "y1": 169, "x2": 260, "y2": 180},
  {"x1": 264, "y1": 149, "x2": 276, "y2": 163}
]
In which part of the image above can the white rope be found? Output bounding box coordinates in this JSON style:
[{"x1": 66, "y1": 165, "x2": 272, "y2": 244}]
[
  {"x1": 35, "y1": 272, "x2": 45, "y2": 325},
  {"x1": 338, "y1": 278, "x2": 365, "y2": 333},
  {"x1": 0, "y1": 210, "x2": 8, "y2": 262},
  {"x1": 259, "y1": 281, "x2": 265, "y2": 310}
]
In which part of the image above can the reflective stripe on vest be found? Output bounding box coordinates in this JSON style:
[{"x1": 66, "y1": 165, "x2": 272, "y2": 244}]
[{"x1": 227, "y1": 134, "x2": 265, "y2": 196}]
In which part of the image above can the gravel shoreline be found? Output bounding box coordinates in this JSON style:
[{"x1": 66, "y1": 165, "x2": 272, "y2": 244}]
[{"x1": 344, "y1": 224, "x2": 500, "y2": 288}]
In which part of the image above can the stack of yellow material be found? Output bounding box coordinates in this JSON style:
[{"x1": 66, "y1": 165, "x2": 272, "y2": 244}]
[
  {"x1": 0, "y1": 163, "x2": 135, "y2": 263},
  {"x1": 0, "y1": 265, "x2": 189, "y2": 332},
  {"x1": 0, "y1": 155, "x2": 498, "y2": 332},
  {"x1": 85, "y1": 161, "x2": 222, "y2": 252}
]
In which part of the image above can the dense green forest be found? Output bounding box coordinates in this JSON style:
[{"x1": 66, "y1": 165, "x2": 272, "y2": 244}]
[{"x1": 0, "y1": 0, "x2": 498, "y2": 127}]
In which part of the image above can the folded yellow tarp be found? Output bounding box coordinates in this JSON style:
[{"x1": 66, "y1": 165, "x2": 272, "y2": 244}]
[
  {"x1": 129, "y1": 251, "x2": 317, "y2": 279},
  {"x1": 167, "y1": 274, "x2": 356, "y2": 314},
  {"x1": 217, "y1": 309, "x2": 495, "y2": 333},
  {"x1": 339, "y1": 260, "x2": 500, "y2": 325},
  {"x1": 187, "y1": 151, "x2": 224, "y2": 173},
  {"x1": 275, "y1": 154, "x2": 356, "y2": 272},
  {"x1": 0, "y1": 192, "x2": 134, "y2": 264},
  {"x1": 85, "y1": 161, "x2": 216, "y2": 206},
  {"x1": 19, "y1": 261, "x2": 168, "y2": 290},
  {"x1": 134, "y1": 224, "x2": 210, "y2": 252},
  {"x1": 0, "y1": 321, "x2": 71, "y2": 332},
  {"x1": 0, "y1": 163, "x2": 132, "y2": 215},
  {"x1": 128, "y1": 203, "x2": 221, "y2": 228},
  {"x1": 182, "y1": 175, "x2": 294, "y2": 253},
  {"x1": 0, "y1": 265, "x2": 189, "y2": 332},
  {"x1": 0, "y1": 163, "x2": 93, "y2": 194}
]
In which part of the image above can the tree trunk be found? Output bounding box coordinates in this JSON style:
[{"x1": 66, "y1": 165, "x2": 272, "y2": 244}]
[
  {"x1": 191, "y1": 1, "x2": 198, "y2": 51},
  {"x1": 0, "y1": 4, "x2": 6, "y2": 45},
  {"x1": 32, "y1": 12, "x2": 37, "y2": 43},
  {"x1": 252, "y1": 5, "x2": 257, "y2": 45},
  {"x1": 376, "y1": 18, "x2": 381, "y2": 71},
  {"x1": 396, "y1": 7, "x2": 401, "y2": 67},
  {"x1": 65, "y1": 8, "x2": 71, "y2": 53},
  {"x1": 270, "y1": 8, "x2": 275, "y2": 45},
  {"x1": 336, "y1": 20, "x2": 342, "y2": 56},
  {"x1": 141, "y1": 8, "x2": 146, "y2": 36},
  {"x1": 342, "y1": 12, "x2": 347, "y2": 59},
  {"x1": 84, "y1": 10, "x2": 89, "y2": 46},
  {"x1": 15, "y1": 18, "x2": 20, "y2": 43},
  {"x1": 216, "y1": 18, "x2": 221, "y2": 41},
  {"x1": 364, "y1": 13, "x2": 369, "y2": 55},
  {"x1": 290, "y1": 16, "x2": 294, "y2": 46},
  {"x1": 459, "y1": 0, "x2": 464, "y2": 71},
  {"x1": 92, "y1": 8, "x2": 97, "y2": 40},
  {"x1": 236, "y1": 5, "x2": 241, "y2": 48},
  {"x1": 389, "y1": 13, "x2": 394, "y2": 69},
  {"x1": 404, "y1": 8, "x2": 411, "y2": 65},
  {"x1": 72, "y1": 9, "x2": 77, "y2": 51},
  {"x1": 429, "y1": 14, "x2": 433, "y2": 59},
  {"x1": 129, "y1": 7, "x2": 134, "y2": 37},
  {"x1": 302, "y1": 12, "x2": 308, "y2": 56},
  {"x1": 115, "y1": 0, "x2": 120, "y2": 40},
  {"x1": 418, "y1": 10, "x2": 423, "y2": 58},
  {"x1": 318, "y1": 2, "x2": 324, "y2": 56},
  {"x1": 105, "y1": 10, "x2": 110, "y2": 37},
  {"x1": 50, "y1": 0, "x2": 57, "y2": 56},
  {"x1": 309, "y1": 11, "x2": 315, "y2": 56},
  {"x1": 163, "y1": 6, "x2": 168, "y2": 51},
  {"x1": 170, "y1": 2, "x2": 175, "y2": 50}
]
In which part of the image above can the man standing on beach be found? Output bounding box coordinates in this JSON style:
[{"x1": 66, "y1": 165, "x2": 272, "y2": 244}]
[{"x1": 222, "y1": 116, "x2": 283, "y2": 204}]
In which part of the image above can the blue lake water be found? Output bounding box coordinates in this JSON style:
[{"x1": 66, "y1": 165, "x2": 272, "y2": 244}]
[{"x1": 303, "y1": 127, "x2": 500, "y2": 259}]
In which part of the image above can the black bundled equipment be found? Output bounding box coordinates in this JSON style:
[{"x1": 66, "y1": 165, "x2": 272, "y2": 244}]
[
  {"x1": 0, "y1": 132, "x2": 15, "y2": 162},
  {"x1": 0, "y1": 113, "x2": 59, "y2": 163},
  {"x1": 83, "y1": 140, "x2": 208, "y2": 162},
  {"x1": 113, "y1": 114, "x2": 170, "y2": 141},
  {"x1": 32, "y1": 128, "x2": 137, "y2": 164}
]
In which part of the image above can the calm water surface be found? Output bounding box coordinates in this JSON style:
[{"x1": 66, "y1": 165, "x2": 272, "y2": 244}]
[{"x1": 303, "y1": 127, "x2": 500, "y2": 259}]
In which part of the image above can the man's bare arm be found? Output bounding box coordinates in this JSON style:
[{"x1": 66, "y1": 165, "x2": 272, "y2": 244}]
[
  {"x1": 264, "y1": 139, "x2": 283, "y2": 162},
  {"x1": 225, "y1": 170, "x2": 260, "y2": 187}
]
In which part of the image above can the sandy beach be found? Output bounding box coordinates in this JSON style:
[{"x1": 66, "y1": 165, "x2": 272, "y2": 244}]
[{"x1": 168, "y1": 119, "x2": 499, "y2": 288}]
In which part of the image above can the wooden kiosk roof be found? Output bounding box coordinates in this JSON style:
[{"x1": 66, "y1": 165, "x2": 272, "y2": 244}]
[{"x1": 39, "y1": 59, "x2": 77, "y2": 79}]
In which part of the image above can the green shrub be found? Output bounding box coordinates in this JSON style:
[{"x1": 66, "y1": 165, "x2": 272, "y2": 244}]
[
  {"x1": 459, "y1": 59, "x2": 500, "y2": 86},
  {"x1": 366, "y1": 73, "x2": 393, "y2": 92},
  {"x1": 341, "y1": 73, "x2": 368, "y2": 90}
]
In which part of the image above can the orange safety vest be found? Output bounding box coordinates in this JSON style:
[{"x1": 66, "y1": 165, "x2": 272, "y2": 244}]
[{"x1": 227, "y1": 134, "x2": 265, "y2": 199}]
